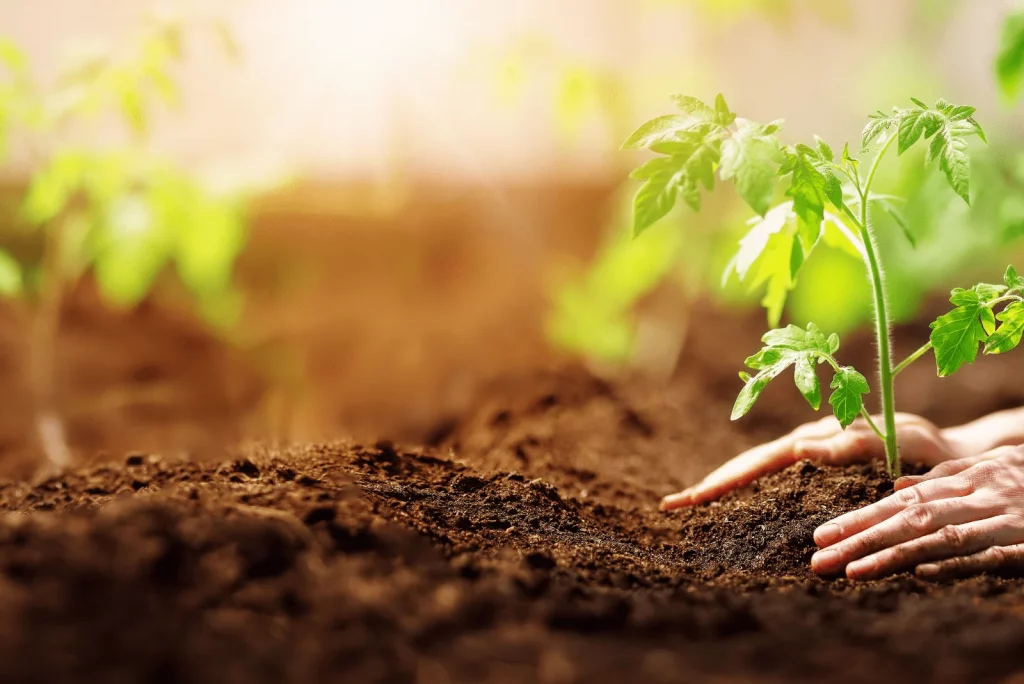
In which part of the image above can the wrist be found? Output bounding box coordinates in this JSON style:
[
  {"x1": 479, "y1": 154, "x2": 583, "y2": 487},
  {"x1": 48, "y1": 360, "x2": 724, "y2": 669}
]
[{"x1": 943, "y1": 407, "x2": 1024, "y2": 458}]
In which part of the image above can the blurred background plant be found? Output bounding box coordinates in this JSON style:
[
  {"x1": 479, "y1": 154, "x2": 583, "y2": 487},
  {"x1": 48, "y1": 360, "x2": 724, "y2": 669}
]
[{"x1": 0, "y1": 12, "x2": 259, "y2": 467}]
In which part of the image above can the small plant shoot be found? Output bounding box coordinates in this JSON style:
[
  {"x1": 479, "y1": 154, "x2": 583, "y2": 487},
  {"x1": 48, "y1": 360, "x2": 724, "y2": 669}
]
[{"x1": 623, "y1": 93, "x2": 1012, "y2": 478}]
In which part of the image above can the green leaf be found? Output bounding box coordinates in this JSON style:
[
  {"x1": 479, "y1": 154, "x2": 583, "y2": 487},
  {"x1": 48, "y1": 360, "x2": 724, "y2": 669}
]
[
  {"x1": 728, "y1": 203, "x2": 803, "y2": 325},
  {"x1": 93, "y1": 192, "x2": 173, "y2": 307},
  {"x1": 782, "y1": 146, "x2": 842, "y2": 250},
  {"x1": 872, "y1": 195, "x2": 915, "y2": 247},
  {"x1": 621, "y1": 114, "x2": 695, "y2": 150},
  {"x1": 632, "y1": 170, "x2": 677, "y2": 236},
  {"x1": 862, "y1": 110, "x2": 897, "y2": 149},
  {"x1": 0, "y1": 250, "x2": 23, "y2": 298},
  {"x1": 997, "y1": 8, "x2": 1024, "y2": 103},
  {"x1": 829, "y1": 367, "x2": 869, "y2": 429},
  {"x1": 888, "y1": 99, "x2": 985, "y2": 205},
  {"x1": 713, "y1": 93, "x2": 736, "y2": 125},
  {"x1": 897, "y1": 108, "x2": 943, "y2": 154},
  {"x1": 984, "y1": 302, "x2": 1024, "y2": 355},
  {"x1": 719, "y1": 119, "x2": 782, "y2": 216},
  {"x1": 794, "y1": 356, "x2": 820, "y2": 409},
  {"x1": 732, "y1": 372, "x2": 774, "y2": 420},
  {"x1": 732, "y1": 322, "x2": 840, "y2": 419},
  {"x1": 670, "y1": 94, "x2": 716, "y2": 120},
  {"x1": 814, "y1": 136, "x2": 834, "y2": 162},
  {"x1": 1006, "y1": 265, "x2": 1024, "y2": 291},
  {"x1": 827, "y1": 333, "x2": 840, "y2": 354},
  {"x1": 928, "y1": 122, "x2": 972, "y2": 204},
  {"x1": 929, "y1": 290, "x2": 992, "y2": 376}
]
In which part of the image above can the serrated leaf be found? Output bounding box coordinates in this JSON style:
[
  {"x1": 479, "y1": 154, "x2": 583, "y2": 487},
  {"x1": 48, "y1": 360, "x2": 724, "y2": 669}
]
[
  {"x1": 815, "y1": 136, "x2": 834, "y2": 162},
  {"x1": 862, "y1": 112, "x2": 896, "y2": 149},
  {"x1": 981, "y1": 307, "x2": 997, "y2": 336},
  {"x1": 632, "y1": 170, "x2": 677, "y2": 236},
  {"x1": 670, "y1": 94, "x2": 715, "y2": 120},
  {"x1": 629, "y1": 156, "x2": 676, "y2": 181},
  {"x1": 997, "y1": 9, "x2": 1024, "y2": 103},
  {"x1": 621, "y1": 114, "x2": 694, "y2": 150},
  {"x1": 732, "y1": 322, "x2": 840, "y2": 420},
  {"x1": 782, "y1": 147, "x2": 842, "y2": 250},
  {"x1": 713, "y1": 93, "x2": 736, "y2": 125},
  {"x1": 732, "y1": 372, "x2": 773, "y2": 420},
  {"x1": 928, "y1": 122, "x2": 971, "y2": 204},
  {"x1": 728, "y1": 203, "x2": 804, "y2": 325},
  {"x1": 1005, "y1": 264, "x2": 1024, "y2": 291},
  {"x1": 719, "y1": 119, "x2": 781, "y2": 216},
  {"x1": 827, "y1": 333, "x2": 840, "y2": 353},
  {"x1": 897, "y1": 108, "x2": 942, "y2": 154},
  {"x1": 829, "y1": 367, "x2": 869, "y2": 429},
  {"x1": 984, "y1": 302, "x2": 1024, "y2": 354},
  {"x1": 929, "y1": 293, "x2": 990, "y2": 376},
  {"x1": 794, "y1": 356, "x2": 821, "y2": 409}
]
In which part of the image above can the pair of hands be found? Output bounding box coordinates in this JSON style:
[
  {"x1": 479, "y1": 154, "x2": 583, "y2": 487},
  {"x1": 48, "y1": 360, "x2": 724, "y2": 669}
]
[{"x1": 662, "y1": 413, "x2": 1024, "y2": 580}]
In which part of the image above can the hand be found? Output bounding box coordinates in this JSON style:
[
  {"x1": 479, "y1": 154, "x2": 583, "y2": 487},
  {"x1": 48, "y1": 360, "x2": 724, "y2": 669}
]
[
  {"x1": 661, "y1": 413, "x2": 966, "y2": 510},
  {"x1": 810, "y1": 446, "x2": 1024, "y2": 580}
]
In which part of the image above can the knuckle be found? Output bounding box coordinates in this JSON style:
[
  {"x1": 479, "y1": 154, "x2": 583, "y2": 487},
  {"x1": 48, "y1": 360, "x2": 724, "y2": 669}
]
[
  {"x1": 904, "y1": 425, "x2": 929, "y2": 441},
  {"x1": 895, "y1": 487, "x2": 921, "y2": 507},
  {"x1": 940, "y1": 525, "x2": 966, "y2": 549},
  {"x1": 901, "y1": 504, "x2": 934, "y2": 532},
  {"x1": 985, "y1": 546, "x2": 1008, "y2": 567}
]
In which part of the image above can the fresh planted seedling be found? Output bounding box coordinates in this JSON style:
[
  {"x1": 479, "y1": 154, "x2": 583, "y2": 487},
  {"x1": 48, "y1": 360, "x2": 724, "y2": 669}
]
[{"x1": 624, "y1": 94, "x2": 1016, "y2": 478}]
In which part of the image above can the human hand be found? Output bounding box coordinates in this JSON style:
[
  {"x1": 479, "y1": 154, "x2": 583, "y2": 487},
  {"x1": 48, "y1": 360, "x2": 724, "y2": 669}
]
[
  {"x1": 661, "y1": 413, "x2": 966, "y2": 510},
  {"x1": 810, "y1": 446, "x2": 1024, "y2": 580}
]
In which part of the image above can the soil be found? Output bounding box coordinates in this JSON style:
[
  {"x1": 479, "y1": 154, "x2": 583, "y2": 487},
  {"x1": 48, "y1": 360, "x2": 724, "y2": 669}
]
[
  {"x1": 1, "y1": 313, "x2": 1024, "y2": 683},
  {"x1": 0, "y1": 185, "x2": 1023, "y2": 682}
]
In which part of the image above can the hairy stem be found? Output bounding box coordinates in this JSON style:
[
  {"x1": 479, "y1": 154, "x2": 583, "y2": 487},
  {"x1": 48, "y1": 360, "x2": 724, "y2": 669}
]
[
  {"x1": 859, "y1": 133, "x2": 900, "y2": 478},
  {"x1": 892, "y1": 342, "x2": 932, "y2": 377},
  {"x1": 859, "y1": 407, "x2": 886, "y2": 442}
]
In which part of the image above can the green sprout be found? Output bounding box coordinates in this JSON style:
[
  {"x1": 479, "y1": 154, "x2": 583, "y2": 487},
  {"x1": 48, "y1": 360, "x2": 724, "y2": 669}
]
[
  {"x1": 0, "y1": 15, "x2": 250, "y2": 467},
  {"x1": 623, "y1": 93, "x2": 1012, "y2": 478}
]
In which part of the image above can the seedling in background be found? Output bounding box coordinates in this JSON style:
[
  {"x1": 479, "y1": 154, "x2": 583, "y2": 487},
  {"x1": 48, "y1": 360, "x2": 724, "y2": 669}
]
[
  {"x1": 624, "y1": 94, "x2": 1014, "y2": 478},
  {"x1": 0, "y1": 16, "x2": 249, "y2": 468}
]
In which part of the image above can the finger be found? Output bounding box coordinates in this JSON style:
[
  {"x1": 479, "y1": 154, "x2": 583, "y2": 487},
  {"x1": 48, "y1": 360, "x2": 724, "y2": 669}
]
[
  {"x1": 660, "y1": 438, "x2": 808, "y2": 510},
  {"x1": 809, "y1": 494, "x2": 999, "y2": 575},
  {"x1": 894, "y1": 450, "x2": 1009, "y2": 491},
  {"x1": 916, "y1": 544, "x2": 1024, "y2": 580},
  {"x1": 793, "y1": 426, "x2": 884, "y2": 466},
  {"x1": 813, "y1": 474, "x2": 975, "y2": 549},
  {"x1": 845, "y1": 515, "x2": 1024, "y2": 580}
]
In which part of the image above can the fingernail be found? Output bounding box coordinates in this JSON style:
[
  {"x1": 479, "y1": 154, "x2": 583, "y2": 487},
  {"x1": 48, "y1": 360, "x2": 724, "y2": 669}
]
[
  {"x1": 846, "y1": 557, "x2": 875, "y2": 579},
  {"x1": 894, "y1": 476, "x2": 918, "y2": 490},
  {"x1": 916, "y1": 563, "x2": 939, "y2": 578},
  {"x1": 814, "y1": 523, "x2": 842, "y2": 547},
  {"x1": 811, "y1": 549, "x2": 840, "y2": 574},
  {"x1": 659, "y1": 490, "x2": 691, "y2": 511}
]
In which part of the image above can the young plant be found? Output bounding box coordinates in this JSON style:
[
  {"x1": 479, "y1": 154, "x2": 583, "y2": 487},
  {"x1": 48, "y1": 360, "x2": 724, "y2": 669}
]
[
  {"x1": 0, "y1": 16, "x2": 250, "y2": 468},
  {"x1": 624, "y1": 93, "x2": 1012, "y2": 478}
]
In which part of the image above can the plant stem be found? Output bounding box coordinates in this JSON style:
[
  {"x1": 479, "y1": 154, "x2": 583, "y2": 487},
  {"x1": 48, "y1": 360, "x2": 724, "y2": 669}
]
[
  {"x1": 892, "y1": 342, "x2": 932, "y2": 377},
  {"x1": 858, "y1": 133, "x2": 900, "y2": 478},
  {"x1": 28, "y1": 221, "x2": 70, "y2": 471},
  {"x1": 859, "y1": 407, "x2": 886, "y2": 442}
]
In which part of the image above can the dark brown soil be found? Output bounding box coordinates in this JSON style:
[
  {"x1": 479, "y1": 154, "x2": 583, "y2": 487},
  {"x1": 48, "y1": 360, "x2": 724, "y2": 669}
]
[
  {"x1": 1, "y1": 360, "x2": 1024, "y2": 683},
  {"x1": 0, "y1": 186, "x2": 1023, "y2": 682}
]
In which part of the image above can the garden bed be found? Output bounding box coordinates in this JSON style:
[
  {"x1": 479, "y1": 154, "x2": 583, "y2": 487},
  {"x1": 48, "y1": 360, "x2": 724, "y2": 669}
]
[{"x1": 0, "y1": 302, "x2": 1023, "y2": 683}]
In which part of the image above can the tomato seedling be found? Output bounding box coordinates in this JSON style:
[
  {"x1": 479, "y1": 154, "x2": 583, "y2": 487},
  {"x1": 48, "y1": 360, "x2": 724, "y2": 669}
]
[
  {"x1": 624, "y1": 93, "x2": 1014, "y2": 478},
  {"x1": 0, "y1": 15, "x2": 249, "y2": 467}
]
